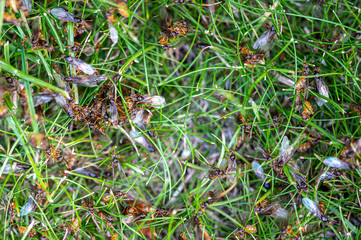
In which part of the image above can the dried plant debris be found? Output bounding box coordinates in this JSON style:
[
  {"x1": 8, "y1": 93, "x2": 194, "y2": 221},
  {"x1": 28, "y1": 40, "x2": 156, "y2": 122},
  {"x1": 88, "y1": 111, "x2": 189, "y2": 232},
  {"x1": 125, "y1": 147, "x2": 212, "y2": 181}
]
[{"x1": 0, "y1": 0, "x2": 360, "y2": 239}]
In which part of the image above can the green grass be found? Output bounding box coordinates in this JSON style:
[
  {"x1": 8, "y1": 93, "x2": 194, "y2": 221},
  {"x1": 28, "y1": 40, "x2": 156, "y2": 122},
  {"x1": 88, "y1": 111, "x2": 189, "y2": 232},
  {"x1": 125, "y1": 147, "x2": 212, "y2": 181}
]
[{"x1": 0, "y1": 0, "x2": 361, "y2": 239}]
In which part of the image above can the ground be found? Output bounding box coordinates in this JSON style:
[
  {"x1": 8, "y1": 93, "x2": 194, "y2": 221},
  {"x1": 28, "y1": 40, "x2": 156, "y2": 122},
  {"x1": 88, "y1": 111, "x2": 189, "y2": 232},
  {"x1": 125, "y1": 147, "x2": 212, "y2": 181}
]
[{"x1": 0, "y1": 0, "x2": 361, "y2": 239}]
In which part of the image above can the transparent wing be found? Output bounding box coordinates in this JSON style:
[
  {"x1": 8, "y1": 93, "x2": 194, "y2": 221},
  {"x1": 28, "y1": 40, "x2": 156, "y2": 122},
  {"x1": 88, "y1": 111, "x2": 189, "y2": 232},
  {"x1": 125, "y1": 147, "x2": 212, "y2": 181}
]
[
  {"x1": 300, "y1": 159, "x2": 312, "y2": 175},
  {"x1": 109, "y1": 99, "x2": 119, "y2": 123},
  {"x1": 83, "y1": 43, "x2": 94, "y2": 57},
  {"x1": 251, "y1": 161, "x2": 266, "y2": 180},
  {"x1": 289, "y1": 160, "x2": 308, "y2": 190},
  {"x1": 253, "y1": 26, "x2": 277, "y2": 52},
  {"x1": 31, "y1": 18, "x2": 41, "y2": 43},
  {"x1": 206, "y1": 184, "x2": 234, "y2": 202},
  {"x1": 23, "y1": 181, "x2": 38, "y2": 192},
  {"x1": 252, "y1": 38, "x2": 261, "y2": 50},
  {"x1": 92, "y1": 186, "x2": 106, "y2": 194},
  {"x1": 184, "y1": 214, "x2": 201, "y2": 231},
  {"x1": 55, "y1": 95, "x2": 71, "y2": 115},
  {"x1": 281, "y1": 136, "x2": 290, "y2": 150},
  {"x1": 226, "y1": 157, "x2": 237, "y2": 184},
  {"x1": 315, "y1": 77, "x2": 329, "y2": 106},
  {"x1": 112, "y1": 158, "x2": 128, "y2": 186},
  {"x1": 126, "y1": 195, "x2": 154, "y2": 207},
  {"x1": 89, "y1": 126, "x2": 111, "y2": 142},
  {"x1": 33, "y1": 92, "x2": 57, "y2": 107},
  {"x1": 226, "y1": 158, "x2": 236, "y2": 175},
  {"x1": 64, "y1": 74, "x2": 107, "y2": 87},
  {"x1": 319, "y1": 169, "x2": 340, "y2": 181},
  {"x1": 197, "y1": 163, "x2": 213, "y2": 180},
  {"x1": 302, "y1": 198, "x2": 317, "y2": 213},
  {"x1": 302, "y1": 198, "x2": 324, "y2": 220},
  {"x1": 304, "y1": 76, "x2": 309, "y2": 101},
  {"x1": 131, "y1": 108, "x2": 146, "y2": 128},
  {"x1": 2, "y1": 163, "x2": 30, "y2": 174},
  {"x1": 347, "y1": 138, "x2": 361, "y2": 159},
  {"x1": 23, "y1": 0, "x2": 33, "y2": 10},
  {"x1": 50, "y1": 8, "x2": 79, "y2": 23},
  {"x1": 130, "y1": 129, "x2": 154, "y2": 152},
  {"x1": 290, "y1": 170, "x2": 307, "y2": 190},
  {"x1": 2, "y1": 164, "x2": 13, "y2": 174},
  {"x1": 65, "y1": 57, "x2": 96, "y2": 75},
  {"x1": 274, "y1": 206, "x2": 291, "y2": 230},
  {"x1": 271, "y1": 204, "x2": 288, "y2": 220},
  {"x1": 253, "y1": 142, "x2": 271, "y2": 160},
  {"x1": 123, "y1": 214, "x2": 147, "y2": 224},
  {"x1": 20, "y1": 197, "x2": 36, "y2": 216},
  {"x1": 278, "y1": 136, "x2": 295, "y2": 166},
  {"x1": 198, "y1": 170, "x2": 209, "y2": 180},
  {"x1": 323, "y1": 157, "x2": 350, "y2": 170},
  {"x1": 108, "y1": 22, "x2": 119, "y2": 45},
  {"x1": 140, "y1": 95, "x2": 166, "y2": 108}
]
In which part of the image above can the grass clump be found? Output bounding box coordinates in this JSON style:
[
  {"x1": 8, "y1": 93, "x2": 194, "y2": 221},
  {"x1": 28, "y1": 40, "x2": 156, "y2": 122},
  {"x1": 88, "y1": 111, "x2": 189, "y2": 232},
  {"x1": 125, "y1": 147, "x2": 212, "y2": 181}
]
[{"x1": 0, "y1": 0, "x2": 361, "y2": 239}]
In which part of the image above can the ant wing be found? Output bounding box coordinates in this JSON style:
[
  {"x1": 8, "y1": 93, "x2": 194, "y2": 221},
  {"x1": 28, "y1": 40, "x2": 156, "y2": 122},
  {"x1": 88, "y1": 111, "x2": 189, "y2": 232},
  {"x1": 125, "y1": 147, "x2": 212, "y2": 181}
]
[
  {"x1": 31, "y1": 18, "x2": 41, "y2": 43},
  {"x1": 89, "y1": 126, "x2": 111, "y2": 142},
  {"x1": 300, "y1": 159, "x2": 312, "y2": 175},
  {"x1": 122, "y1": 213, "x2": 147, "y2": 224},
  {"x1": 33, "y1": 91, "x2": 58, "y2": 107},
  {"x1": 197, "y1": 163, "x2": 211, "y2": 180},
  {"x1": 226, "y1": 156, "x2": 237, "y2": 174},
  {"x1": 181, "y1": 214, "x2": 202, "y2": 232},
  {"x1": 274, "y1": 206, "x2": 292, "y2": 230},
  {"x1": 225, "y1": 156, "x2": 237, "y2": 184},
  {"x1": 278, "y1": 136, "x2": 295, "y2": 166},
  {"x1": 65, "y1": 57, "x2": 96, "y2": 75},
  {"x1": 304, "y1": 76, "x2": 309, "y2": 101},
  {"x1": 2, "y1": 163, "x2": 16, "y2": 174},
  {"x1": 131, "y1": 108, "x2": 147, "y2": 129},
  {"x1": 109, "y1": 99, "x2": 119, "y2": 123},
  {"x1": 92, "y1": 186, "x2": 113, "y2": 195},
  {"x1": 64, "y1": 74, "x2": 108, "y2": 87},
  {"x1": 140, "y1": 95, "x2": 166, "y2": 109},
  {"x1": 302, "y1": 198, "x2": 323, "y2": 220},
  {"x1": 270, "y1": 203, "x2": 288, "y2": 220},
  {"x1": 239, "y1": 212, "x2": 252, "y2": 224},
  {"x1": 83, "y1": 43, "x2": 94, "y2": 57},
  {"x1": 253, "y1": 142, "x2": 269, "y2": 160},
  {"x1": 251, "y1": 161, "x2": 266, "y2": 180},
  {"x1": 130, "y1": 129, "x2": 154, "y2": 152},
  {"x1": 50, "y1": 8, "x2": 80, "y2": 23},
  {"x1": 323, "y1": 157, "x2": 350, "y2": 170},
  {"x1": 23, "y1": 180, "x2": 38, "y2": 192},
  {"x1": 77, "y1": 188, "x2": 93, "y2": 199},
  {"x1": 315, "y1": 77, "x2": 329, "y2": 107},
  {"x1": 348, "y1": 138, "x2": 361, "y2": 159},
  {"x1": 207, "y1": 183, "x2": 235, "y2": 202},
  {"x1": 253, "y1": 26, "x2": 277, "y2": 53},
  {"x1": 281, "y1": 136, "x2": 290, "y2": 150},
  {"x1": 20, "y1": 196, "x2": 36, "y2": 216},
  {"x1": 319, "y1": 168, "x2": 340, "y2": 181},
  {"x1": 127, "y1": 196, "x2": 154, "y2": 208},
  {"x1": 108, "y1": 22, "x2": 119, "y2": 45},
  {"x1": 159, "y1": 6, "x2": 171, "y2": 32},
  {"x1": 54, "y1": 96, "x2": 70, "y2": 113}
]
